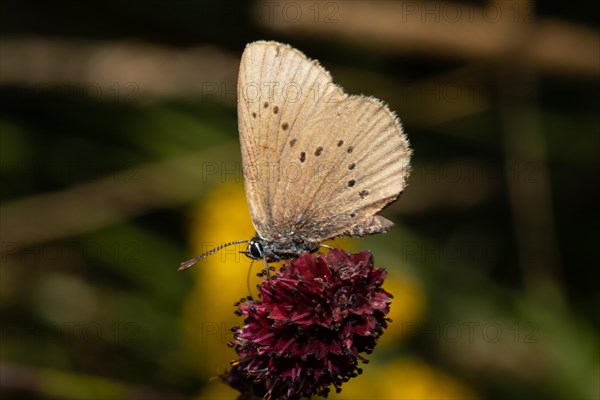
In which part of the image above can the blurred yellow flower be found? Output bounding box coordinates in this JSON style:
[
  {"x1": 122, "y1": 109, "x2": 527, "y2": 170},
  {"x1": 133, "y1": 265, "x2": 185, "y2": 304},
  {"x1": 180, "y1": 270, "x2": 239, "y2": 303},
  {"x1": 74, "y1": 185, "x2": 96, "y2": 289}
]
[
  {"x1": 181, "y1": 183, "x2": 257, "y2": 378},
  {"x1": 196, "y1": 379, "x2": 240, "y2": 400},
  {"x1": 379, "y1": 272, "x2": 426, "y2": 346},
  {"x1": 329, "y1": 357, "x2": 478, "y2": 400}
]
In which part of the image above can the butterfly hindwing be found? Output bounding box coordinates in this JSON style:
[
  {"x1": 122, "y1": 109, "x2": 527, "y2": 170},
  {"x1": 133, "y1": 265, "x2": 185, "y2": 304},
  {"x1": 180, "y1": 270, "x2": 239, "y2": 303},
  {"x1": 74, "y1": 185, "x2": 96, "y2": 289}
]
[{"x1": 271, "y1": 96, "x2": 411, "y2": 241}]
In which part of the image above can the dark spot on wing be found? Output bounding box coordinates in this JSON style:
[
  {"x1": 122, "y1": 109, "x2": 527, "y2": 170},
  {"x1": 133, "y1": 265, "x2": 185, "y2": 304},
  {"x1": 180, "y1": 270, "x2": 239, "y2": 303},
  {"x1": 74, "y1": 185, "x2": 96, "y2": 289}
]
[
  {"x1": 359, "y1": 190, "x2": 369, "y2": 199},
  {"x1": 347, "y1": 179, "x2": 356, "y2": 187},
  {"x1": 350, "y1": 213, "x2": 356, "y2": 218},
  {"x1": 337, "y1": 140, "x2": 344, "y2": 147},
  {"x1": 273, "y1": 106, "x2": 279, "y2": 114},
  {"x1": 315, "y1": 146, "x2": 323, "y2": 156},
  {"x1": 252, "y1": 112, "x2": 256, "y2": 118},
  {"x1": 263, "y1": 102, "x2": 269, "y2": 108},
  {"x1": 347, "y1": 146, "x2": 354, "y2": 154},
  {"x1": 300, "y1": 152, "x2": 306, "y2": 163},
  {"x1": 282, "y1": 122, "x2": 289, "y2": 130},
  {"x1": 348, "y1": 163, "x2": 356, "y2": 170},
  {"x1": 290, "y1": 138, "x2": 297, "y2": 147}
]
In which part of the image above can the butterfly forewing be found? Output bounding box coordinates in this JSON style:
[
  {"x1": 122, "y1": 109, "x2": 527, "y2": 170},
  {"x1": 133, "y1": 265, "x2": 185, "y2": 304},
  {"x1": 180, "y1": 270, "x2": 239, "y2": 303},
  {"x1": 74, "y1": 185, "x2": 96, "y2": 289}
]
[
  {"x1": 238, "y1": 41, "x2": 344, "y2": 239},
  {"x1": 238, "y1": 41, "x2": 411, "y2": 244}
]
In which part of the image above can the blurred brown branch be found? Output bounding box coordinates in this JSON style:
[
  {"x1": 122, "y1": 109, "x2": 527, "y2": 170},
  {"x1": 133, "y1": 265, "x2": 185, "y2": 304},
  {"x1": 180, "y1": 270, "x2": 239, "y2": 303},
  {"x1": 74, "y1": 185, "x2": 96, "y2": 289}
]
[
  {"x1": 1, "y1": 3, "x2": 598, "y2": 102},
  {"x1": 256, "y1": 0, "x2": 599, "y2": 78},
  {"x1": 0, "y1": 143, "x2": 237, "y2": 255},
  {"x1": 499, "y1": 66, "x2": 565, "y2": 307},
  {"x1": 0, "y1": 39, "x2": 240, "y2": 102}
]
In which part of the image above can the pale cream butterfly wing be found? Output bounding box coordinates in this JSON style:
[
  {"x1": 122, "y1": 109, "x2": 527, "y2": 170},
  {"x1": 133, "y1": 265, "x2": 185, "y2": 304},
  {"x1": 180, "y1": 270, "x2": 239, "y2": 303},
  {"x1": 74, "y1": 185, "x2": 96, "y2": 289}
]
[
  {"x1": 238, "y1": 41, "x2": 411, "y2": 247},
  {"x1": 179, "y1": 41, "x2": 410, "y2": 270},
  {"x1": 275, "y1": 96, "x2": 411, "y2": 240},
  {"x1": 238, "y1": 41, "x2": 343, "y2": 240}
]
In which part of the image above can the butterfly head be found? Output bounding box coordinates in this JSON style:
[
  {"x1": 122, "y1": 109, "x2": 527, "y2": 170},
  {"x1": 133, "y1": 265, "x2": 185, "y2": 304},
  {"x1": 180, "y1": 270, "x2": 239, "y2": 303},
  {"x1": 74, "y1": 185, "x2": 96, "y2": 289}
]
[
  {"x1": 245, "y1": 233, "x2": 321, "y2": 263},
  {"x1": 246, "y1": 238, "x2": 264, "y2": 260}
]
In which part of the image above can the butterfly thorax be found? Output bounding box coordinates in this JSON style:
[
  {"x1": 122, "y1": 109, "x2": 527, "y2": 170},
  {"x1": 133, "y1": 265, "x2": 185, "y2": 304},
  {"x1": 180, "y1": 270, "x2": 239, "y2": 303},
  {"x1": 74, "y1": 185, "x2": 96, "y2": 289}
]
[{"x1": 246, "y1": 233, "x2": 319, "y2": 262}]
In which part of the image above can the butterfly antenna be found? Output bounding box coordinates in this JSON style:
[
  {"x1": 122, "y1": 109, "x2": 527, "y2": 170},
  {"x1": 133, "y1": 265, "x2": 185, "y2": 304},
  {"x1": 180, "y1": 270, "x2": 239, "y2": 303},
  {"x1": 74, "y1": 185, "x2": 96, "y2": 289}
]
[{"x1": 178, "y1": 240, "x2": 249, "y2": 271}]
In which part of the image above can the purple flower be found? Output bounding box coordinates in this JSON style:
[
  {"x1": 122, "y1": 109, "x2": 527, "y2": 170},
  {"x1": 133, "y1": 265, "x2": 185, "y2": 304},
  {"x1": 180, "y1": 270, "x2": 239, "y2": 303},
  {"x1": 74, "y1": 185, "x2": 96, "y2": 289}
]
[{"x1": 222, "y1": 249, "x2": 393, "y2": 400}]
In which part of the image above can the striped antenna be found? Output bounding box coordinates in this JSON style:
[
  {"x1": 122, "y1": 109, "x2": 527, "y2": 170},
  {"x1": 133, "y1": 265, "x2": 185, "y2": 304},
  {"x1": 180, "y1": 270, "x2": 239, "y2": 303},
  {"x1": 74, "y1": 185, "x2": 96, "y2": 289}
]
[{"x1": 178, "y1": 240, "x2": 249, "y2": 271}]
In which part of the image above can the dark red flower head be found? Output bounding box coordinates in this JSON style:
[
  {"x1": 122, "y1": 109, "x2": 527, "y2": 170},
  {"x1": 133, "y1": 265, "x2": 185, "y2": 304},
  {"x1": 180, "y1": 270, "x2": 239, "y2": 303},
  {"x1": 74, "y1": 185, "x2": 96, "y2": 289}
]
[{"x1": 223, "y1": 249, "x2": 393, "y2": 400}]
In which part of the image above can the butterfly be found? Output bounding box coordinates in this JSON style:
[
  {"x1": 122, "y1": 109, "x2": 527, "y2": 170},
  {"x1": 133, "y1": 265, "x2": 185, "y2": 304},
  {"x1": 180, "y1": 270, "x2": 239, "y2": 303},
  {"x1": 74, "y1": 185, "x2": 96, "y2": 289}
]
[{"x1": 180, "y1": 41, "x2": 411, "y2": 270}]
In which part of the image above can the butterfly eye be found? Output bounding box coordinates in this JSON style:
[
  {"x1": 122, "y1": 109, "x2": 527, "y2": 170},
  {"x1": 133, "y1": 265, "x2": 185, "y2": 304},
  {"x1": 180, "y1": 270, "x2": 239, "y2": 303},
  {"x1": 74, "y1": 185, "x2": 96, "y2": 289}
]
[{"x1": 248, "y1": 241, "x2": 264, "y2": 260}]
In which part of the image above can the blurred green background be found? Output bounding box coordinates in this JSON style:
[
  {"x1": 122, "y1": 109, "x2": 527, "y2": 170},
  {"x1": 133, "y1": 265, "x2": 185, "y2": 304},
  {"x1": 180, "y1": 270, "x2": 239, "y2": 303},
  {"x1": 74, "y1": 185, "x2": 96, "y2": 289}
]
[{"x1": 1, "y1": 1, "x2": 598, "y2": 399}]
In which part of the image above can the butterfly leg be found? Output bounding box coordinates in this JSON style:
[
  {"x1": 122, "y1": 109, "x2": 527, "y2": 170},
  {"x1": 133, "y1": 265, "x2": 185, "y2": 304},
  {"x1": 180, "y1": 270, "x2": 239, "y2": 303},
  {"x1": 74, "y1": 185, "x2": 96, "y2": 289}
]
[{"x1": 262, "y1": 257, "x2": 270, "y2": 278}]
